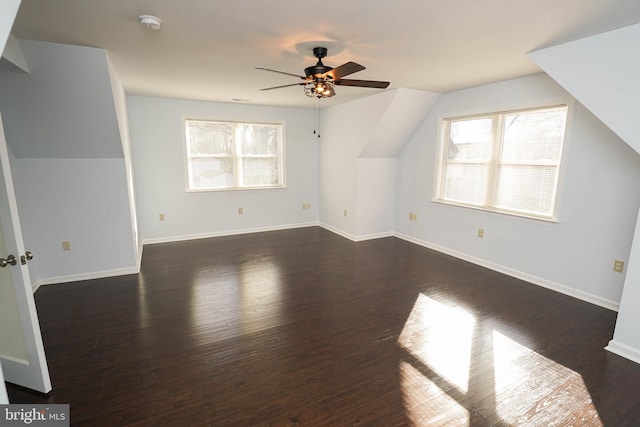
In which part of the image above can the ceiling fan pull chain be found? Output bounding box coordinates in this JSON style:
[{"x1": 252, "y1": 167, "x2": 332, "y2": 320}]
[
  {"x1": 313, "y1": 99, "x2": 320, "y2": 139},
  {"x1": 317, "y1": 101, "x2": 321, "y2": 138}
]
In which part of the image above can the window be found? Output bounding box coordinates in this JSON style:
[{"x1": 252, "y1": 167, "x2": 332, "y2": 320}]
[
  {"x1": 435, "y1": 105, "x2": 568, "y2": 220},
  {"x1": 185, "y1": 119, "x2": 284, "y2": 191}
]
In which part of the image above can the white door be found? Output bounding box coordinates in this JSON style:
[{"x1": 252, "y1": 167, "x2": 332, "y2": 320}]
[
  {"x1": 0, "y1": 113, "x2": 51, "y2": 393},
  {"x1": 0, "y1": 362, "x2": 8, "y2": 403}
]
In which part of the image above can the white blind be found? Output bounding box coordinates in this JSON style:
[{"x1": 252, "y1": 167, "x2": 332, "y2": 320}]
[{"x1": 438, "y1": 105, "x2": 568, "y2": 219}]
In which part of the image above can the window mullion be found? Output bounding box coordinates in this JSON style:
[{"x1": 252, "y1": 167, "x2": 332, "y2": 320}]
[
  {"x1": 234, "y1": 124, "x2": 243, "y2": 188},
  {"x1": 437, "y1": 120, "x2": 451, "y2": 200},
  {"x1": 485, "y1": 115, "x2": 502, "y2": 208}
]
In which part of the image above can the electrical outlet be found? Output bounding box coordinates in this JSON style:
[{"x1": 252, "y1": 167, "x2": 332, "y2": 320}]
[
  {"x1": 478, "y1": 228, "x2": 484, "y2": 238},
  {"x1": 159, "y1": 213, "x2": 165, "y2": 221},
  {"x1": 62, "y1": 241, "x2": 71, "y2": 251},
  {"x1": 614, "y1": 260, "x2": 625, "y2": 273},
  {"x1": 238, "y1": 207, "x2": 243, "y2": 215},
  {"x1": 413, "y1": 214, "x2": 418, "y2": 221},
  {"x1": 409, "y1": 213, "x2": 413, "y2": 220},
  {"x1": 343, "y1": 209, "x2": 347, "y2": 217}
]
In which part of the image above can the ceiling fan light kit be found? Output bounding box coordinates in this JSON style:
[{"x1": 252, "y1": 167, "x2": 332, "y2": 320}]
[
  {"x1": 257, "y1": 46, "x2": 390, "y2": 99},
  {"x1": 304, "y1": 81, "x2": 335, "y2": 98}
]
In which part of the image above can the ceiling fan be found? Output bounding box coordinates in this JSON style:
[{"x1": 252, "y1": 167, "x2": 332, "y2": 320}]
[{"x1": 256, "y1": 47, "x2": 390, "y2": 99}]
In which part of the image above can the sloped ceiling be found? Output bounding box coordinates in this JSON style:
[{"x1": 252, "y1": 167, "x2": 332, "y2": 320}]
[
  {"x1": 529, "y1": 23, "x2": 640, "y2": 154},
  {"x1": 0, "y1": 34, "x2": 29, "y2": 73},
  {"x1": 360, "y1": 89, "x2": 441, "y2": 158},
  {"x1": 0, "y1": 40, "x2": 124, "y2": 158}
]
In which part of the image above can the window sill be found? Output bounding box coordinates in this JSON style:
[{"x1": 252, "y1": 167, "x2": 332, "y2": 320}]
[
  {"x1": 431, "y1": 199, "x2": 558, "y2": 224},
  {"x1": 186, "y1": 185, "x2": 287, "y2": 194}
]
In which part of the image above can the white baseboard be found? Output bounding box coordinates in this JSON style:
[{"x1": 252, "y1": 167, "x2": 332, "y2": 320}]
[
  {"x1": 319, "y1": 223, "x2": 393, "y2": 242},
  {"x1": 31, "y1": 223, "x2": 319, "y2": 292},
  {"x1": 394, "y1": 232, "x2": 620, "y2": 312},
  {"x1": 606, "y1": 340, "x2": 640, "y2": 364},
  {"x1": 32, "y1": 266, "x2": 139, "y2": 292},
  {"x1": 31, "y1": 225, "x2": 620, "y2": 315},
  {"x1": 354, "y1": 231, "x2": 394, "y2": 242},
  {"x1": 142, "y1": 221, "x2": 320, "y2": 245},
  {"x1": 319, "y1": 223, "x2": 357, "y2": 241}
]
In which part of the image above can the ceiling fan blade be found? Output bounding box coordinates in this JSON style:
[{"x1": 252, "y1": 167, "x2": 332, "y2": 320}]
[
  {"x1": 255, "y1": 67, "x2": 306, "y2": 79},
  {"x1": 325, "y1": 61, "x2": 365, "y2": 80},
  {"x1": 335, "y1": 79, "x2": 390, "y2": 89},
  {"x1": 260, "y1": 82, "x2": 306, "y2": 91}
]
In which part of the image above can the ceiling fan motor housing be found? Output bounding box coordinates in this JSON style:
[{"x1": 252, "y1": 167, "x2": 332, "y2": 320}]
[
  {"x1": 305, "y1": 64, "x2": 333, "y2": 79},
  {"x1": 305, "y1": 47, "x2": 333, "y2": 79}
]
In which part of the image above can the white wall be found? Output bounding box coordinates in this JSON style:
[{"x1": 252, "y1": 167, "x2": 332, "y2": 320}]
[
  {"x1": 127, "y1": 95, "x2": 319, "y2": 242},
  {"x1": 395, "y1": 73, "x2": 640, "y2": 309},
  {"x1": 356, "y1": 158, "x2": 396, "y2": 238},
  {"x1": 607, "y1": 210, "x2": 640, "y2": 363},
  {"x1": 319, "y1": 95, "x2": 380, "y2": 237},
  {"x1": 528, "y1": 22, "x2": 640, "y2": 364},
  {"x1": 12, "y1": 158, "x2": 137, "y2": 283},
  {"x1": 320, "y1": 88, "x2": 440, "y2": 240},
  {"x1": 0, "y1": 40, "x2": 139, "y2": 285}
]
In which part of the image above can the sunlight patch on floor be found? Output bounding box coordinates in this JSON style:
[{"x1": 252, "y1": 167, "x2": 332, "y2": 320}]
[
  {"x1": 397, "y1": 293, "x2": 602, "y2": 426},
  {"x1": 492, "y1": 331, "x2": 602, "y2": 426},
  {"x1": 400, "y1": 360, "x2": 470, "y2": 426},
  {"x1": 398, "y1": 293, "x2": 475, "y2": 393}
]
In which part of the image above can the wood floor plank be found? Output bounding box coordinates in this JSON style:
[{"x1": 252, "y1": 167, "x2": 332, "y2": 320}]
[{"x1": 6, "y1": 227, "x2": 640, "y2": 425}]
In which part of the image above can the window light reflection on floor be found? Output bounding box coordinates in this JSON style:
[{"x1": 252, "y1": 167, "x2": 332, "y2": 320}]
[
  {"x1": 491, "y1": 331, "x2": 602, "y2": 425},
  {"x1": 398, "y1": 293, "x2": 475, "y2": 393},
  {"x1": 400, "y1": 360, "x2": 470, "y2": 426},
  {"x1": 190, "y1": 258, "x2": 284, "y2": 338},
  {"x1": 397, "y1": 293, "x2": 602, "y2": 426}
]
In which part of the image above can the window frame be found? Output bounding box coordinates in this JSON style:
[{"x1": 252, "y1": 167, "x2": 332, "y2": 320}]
[
  {"x1": 433, "y1": 103, "x2": 571, "y2": 222},
  {"x1": 183, "y1": 117, "x2": 286, "y2": 192}
]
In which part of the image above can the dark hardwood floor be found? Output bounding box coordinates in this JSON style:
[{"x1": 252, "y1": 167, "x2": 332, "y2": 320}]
[{"x1": 7, "y1": 227, "x2": 640, "y2": 426}]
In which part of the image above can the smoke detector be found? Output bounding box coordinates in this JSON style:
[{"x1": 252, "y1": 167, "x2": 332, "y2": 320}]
[{"x1": 139, "y1": 15, "x2": 161, "y2": 30}]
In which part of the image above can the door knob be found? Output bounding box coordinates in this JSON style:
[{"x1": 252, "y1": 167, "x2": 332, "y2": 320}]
[
  {"x1": 0, "y1": 254, "x2": 17, "y2": 268},
  {"x1": 21, "y1": 251, "x2": 34, "y2": 265}
]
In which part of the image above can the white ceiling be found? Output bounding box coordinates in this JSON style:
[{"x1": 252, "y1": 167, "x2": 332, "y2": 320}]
[{"x1": 10, "y1": 0, "x2": 640, "y2": 109}]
